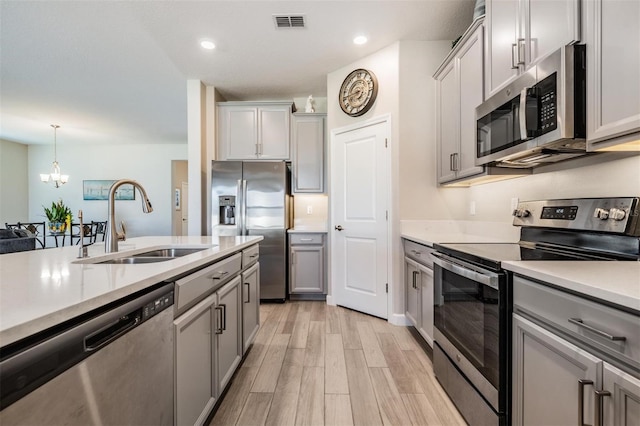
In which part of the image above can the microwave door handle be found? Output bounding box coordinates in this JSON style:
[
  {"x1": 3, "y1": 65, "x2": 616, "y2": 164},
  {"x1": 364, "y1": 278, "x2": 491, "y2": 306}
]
[{"x1": 519, "y1": 88, "x2": 530, "y2": 141}]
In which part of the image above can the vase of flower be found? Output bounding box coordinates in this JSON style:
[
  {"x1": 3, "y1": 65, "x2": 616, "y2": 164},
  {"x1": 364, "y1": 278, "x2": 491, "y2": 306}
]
[{"x1": 43, "y1": 199, "x2": 72, "y2": 235}]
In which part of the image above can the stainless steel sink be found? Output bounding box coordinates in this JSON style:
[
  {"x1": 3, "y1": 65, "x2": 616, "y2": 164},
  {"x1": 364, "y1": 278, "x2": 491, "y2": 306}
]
[
  {"x1": 131, "y1": 248, "x2": 207, "y2": 258},
  {"x1": 99, "y1": 257, "x2": 171, "y2": 264},
  {"x1": 88, "y1": 247, "x2": 211, "y2": 265}
]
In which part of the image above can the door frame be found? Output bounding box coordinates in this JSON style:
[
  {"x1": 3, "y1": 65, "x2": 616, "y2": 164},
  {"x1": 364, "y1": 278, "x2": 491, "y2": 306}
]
[{"x1": 328, "y1": 114, "x2": 395, "y2": 321}]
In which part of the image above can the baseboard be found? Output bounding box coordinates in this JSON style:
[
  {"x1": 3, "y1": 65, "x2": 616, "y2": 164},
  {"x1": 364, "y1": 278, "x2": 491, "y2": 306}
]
[
  {"x1": 326, "y1": 295, "x2": 336, "y2": 306},
  {"x1": 389, "y1": 313, "x2": 412, "y2": 326}
]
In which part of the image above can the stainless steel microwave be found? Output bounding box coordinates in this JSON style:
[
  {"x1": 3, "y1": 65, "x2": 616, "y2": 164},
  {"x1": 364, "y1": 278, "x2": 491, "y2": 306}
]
[{"x1": 476, "y1": 45, "x2": 586, "y2": 168}]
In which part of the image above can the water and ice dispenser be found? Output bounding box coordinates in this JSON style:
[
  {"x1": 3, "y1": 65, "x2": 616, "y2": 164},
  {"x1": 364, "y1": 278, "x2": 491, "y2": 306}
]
[{"x1": 219, "y1": 196, "x2": 236, "y2": 225}]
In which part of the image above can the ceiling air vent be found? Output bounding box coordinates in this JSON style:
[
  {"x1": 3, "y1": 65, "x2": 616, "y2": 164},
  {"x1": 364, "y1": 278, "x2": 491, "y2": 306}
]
[{"x1": 273, "y1": 14, "x2": 306, "y2": 29}]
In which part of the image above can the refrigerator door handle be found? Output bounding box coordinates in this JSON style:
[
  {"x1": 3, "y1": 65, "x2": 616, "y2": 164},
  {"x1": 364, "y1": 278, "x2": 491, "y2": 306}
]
[
  {"x1": 241, "y1": 179, "x2": 248, "y2": 236},
  {"x1": 236, "y1": 179, "x2": 243, "y2": 236}
]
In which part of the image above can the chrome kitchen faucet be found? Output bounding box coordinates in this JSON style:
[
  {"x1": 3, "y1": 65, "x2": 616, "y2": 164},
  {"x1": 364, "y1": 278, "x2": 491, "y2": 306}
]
[{"x1": 105, "y1": 179, "x2": 153, "y2": 253}]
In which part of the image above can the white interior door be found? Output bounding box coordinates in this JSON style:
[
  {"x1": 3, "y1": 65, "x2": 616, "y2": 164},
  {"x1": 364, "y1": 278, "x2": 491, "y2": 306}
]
[
  {"x1": 181, "y1": 182, "x2": 189, "y2": 236},
  {"x1": 331, "y1": 118, "x2": 389, "y2": 318}
]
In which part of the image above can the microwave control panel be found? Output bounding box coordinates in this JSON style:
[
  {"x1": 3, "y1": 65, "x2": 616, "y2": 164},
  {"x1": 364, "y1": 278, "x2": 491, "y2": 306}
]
[{"x1": 536, "y1": 73, "x2": 557, "y2": 135}]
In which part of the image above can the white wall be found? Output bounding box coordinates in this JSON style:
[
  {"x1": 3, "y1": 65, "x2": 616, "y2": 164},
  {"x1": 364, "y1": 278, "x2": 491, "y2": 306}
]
[
  {"x1": 28, "y1": 143, "x2": 187, "y2": 238},
  {"x1": 399, "y1": 40, "x2": 457, "y2": 220},
  {"x1": 0, "y1": 139, "x2": 29, "y2": 226}
]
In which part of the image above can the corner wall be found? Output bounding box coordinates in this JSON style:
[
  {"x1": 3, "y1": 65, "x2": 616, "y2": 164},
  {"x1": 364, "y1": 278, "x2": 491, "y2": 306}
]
[{"x1": 0, "y1": 139, "x2": 29, "y2": 225}]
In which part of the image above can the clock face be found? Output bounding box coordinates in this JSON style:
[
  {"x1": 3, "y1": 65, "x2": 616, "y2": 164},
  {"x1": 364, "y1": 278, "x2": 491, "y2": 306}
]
[{"x1": 339, "y1": 68, "x2": 378, "y2": 117}]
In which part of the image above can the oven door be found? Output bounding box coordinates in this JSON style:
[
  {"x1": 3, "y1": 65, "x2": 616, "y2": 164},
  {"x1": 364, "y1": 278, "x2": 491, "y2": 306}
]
[{"x1": 432, "y1": 251, "x2": 508, "y2": 412}]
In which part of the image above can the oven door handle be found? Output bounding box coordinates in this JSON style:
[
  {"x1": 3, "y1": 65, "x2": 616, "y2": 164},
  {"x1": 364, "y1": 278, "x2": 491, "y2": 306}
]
[{"x1": 431, "y1": 252, "x2": 500, "y2": 290}]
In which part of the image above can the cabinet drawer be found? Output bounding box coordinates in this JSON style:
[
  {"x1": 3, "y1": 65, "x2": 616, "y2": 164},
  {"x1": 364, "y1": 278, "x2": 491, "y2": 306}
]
[
  {"x1": 403, "y1": 239, "x2": 433, "y2": 268},
  {"x1": 175, "y1": 253, "x2": 242, "y2": 315},
  {"x1": 242, "y1": 244, "x2": 259, "y2": 268},
  {"x1": 290, "y1": 233, "x2": 324, "y2": 245}
]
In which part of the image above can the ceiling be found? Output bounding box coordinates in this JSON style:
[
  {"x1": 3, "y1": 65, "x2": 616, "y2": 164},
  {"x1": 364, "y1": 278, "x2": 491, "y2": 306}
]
[{"x1": 0, "y1": 1, "x2": 474, "y2": 147}]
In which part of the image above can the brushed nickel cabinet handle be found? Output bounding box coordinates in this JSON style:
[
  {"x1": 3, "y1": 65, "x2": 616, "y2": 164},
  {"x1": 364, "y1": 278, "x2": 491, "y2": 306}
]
[
  {"x1": 569, "y1": 318, "x2": 626, "y2": 341},
  {"x1": 412, "y1": 271, "x2": 419, "y2": 289},
  {"x1": 578, "y1": 379, "x2": 593, "y2": 426},
  {"x1": 594, "y1": 389, "x2": 611, "y2": 426},
  {"x1": 244, "y1": 282, "x2": 250, "y2": 303},
  {"x1": 215, "y1": 306, "x2": 224, "y2": 334}
]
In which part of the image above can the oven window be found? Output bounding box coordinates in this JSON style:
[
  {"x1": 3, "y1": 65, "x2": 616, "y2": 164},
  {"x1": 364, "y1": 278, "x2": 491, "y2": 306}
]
[
  {"x1": 434, "y1": 266, "x2": 500, "y2": 388},
  {"x1": 477, "y1": 96, "x2": 524, "y2": 157}
]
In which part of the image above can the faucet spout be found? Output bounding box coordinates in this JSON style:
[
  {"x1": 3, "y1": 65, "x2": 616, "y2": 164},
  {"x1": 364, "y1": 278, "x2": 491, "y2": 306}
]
[{"x1": 105, "y1": 179, "x2": 153, "y2": 253}]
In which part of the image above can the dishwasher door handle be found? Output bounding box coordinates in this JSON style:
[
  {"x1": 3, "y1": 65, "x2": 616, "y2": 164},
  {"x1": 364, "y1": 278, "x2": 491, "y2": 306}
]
[{"x1": 84, "y1": 310, "x2": 142, "y2": 352}]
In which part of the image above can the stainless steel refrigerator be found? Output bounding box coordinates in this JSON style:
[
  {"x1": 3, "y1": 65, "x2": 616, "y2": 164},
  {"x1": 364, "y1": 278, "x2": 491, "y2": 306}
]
[{"x1": 212, "y1": 161, "x2": 291, "y2": 301}]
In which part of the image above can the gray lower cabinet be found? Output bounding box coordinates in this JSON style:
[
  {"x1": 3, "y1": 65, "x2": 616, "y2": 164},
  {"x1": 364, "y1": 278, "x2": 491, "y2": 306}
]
[
  {"x1": 512, "y1": 314, "x2": 600, "y2": 425},
  {"x1": 289, "y1": 233, "x2": 325, "y2": 296},
  {"x1": 403, "y1": 239, "x2": 434, "y2": 347},
  {"x1": 242, "y1": 262, "x2": 260, "y2": 354},
  {"x1": 174, "y1": 293, "x2": 217, "y2": 426},
  {"x1": 174, "y1": 275, "x2": 243, "y2": 426},
  {"x1": 513, "y1": 314, "x2": 640, "y2": 425},
  {"x1": 215, "y1": 277, "x2": 242, "y2": 394}
]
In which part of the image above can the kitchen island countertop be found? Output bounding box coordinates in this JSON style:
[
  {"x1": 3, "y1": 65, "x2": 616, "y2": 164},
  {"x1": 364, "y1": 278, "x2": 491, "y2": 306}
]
[{"x1": 0, "y1": 235, "x2": 262, "y2": 347}]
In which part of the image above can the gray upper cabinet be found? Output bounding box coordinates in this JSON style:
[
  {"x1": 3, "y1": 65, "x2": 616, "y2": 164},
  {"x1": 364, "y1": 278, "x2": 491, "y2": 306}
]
[
  {"x1": 485, "y1": 0, "x2": 581, "y2": 97},
  {"x1": 292, "y1": 113, "x2": 325, "y2": 193},
  {"x1": 217, "y1": 102, "x2": 292, "y2": 160},
  {"x1": 585, "y1": 0, "x2": 640, "y2": 150},
  {"x1": 435, "y1": 19, "x2": 485, "y2": 184}
]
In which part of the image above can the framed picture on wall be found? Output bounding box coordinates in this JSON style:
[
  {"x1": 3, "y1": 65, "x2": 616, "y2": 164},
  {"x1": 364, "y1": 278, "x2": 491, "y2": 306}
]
[
  {"x1": 83, "y1": 180, "x2": 135, "y2": 200},
  {"x1": 175, "y1": 188, "x2": 181, "y2": 210}
]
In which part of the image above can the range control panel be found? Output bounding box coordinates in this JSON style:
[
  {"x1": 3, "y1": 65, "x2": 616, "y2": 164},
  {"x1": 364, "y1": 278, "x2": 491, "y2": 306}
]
[{"x1": 512, "y1": 197, "x2": 640, "y2": 235}]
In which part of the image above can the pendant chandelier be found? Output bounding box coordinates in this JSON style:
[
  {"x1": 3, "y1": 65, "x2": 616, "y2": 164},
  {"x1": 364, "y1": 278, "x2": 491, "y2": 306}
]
[{"x1": 40, "y1": 124, "x2": 69, "y2": 188}]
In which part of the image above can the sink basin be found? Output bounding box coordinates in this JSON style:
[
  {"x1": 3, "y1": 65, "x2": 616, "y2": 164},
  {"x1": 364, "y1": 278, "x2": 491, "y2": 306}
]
[
  {"x1": 131, "y1": 248, "x2": 207, "y2": 258},
  {"x1": 74, "y1": 246, "x2": 215, "y2": 265},
  {"x1": 99, "y1": 257, "x2": 171, "y2": 264}
]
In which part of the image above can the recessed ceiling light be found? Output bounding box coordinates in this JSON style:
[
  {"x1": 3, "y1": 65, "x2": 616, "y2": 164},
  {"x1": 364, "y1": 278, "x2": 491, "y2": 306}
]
[
  {"x1": 353, "y1": 35, "x2": 368, "y2": 45},
  {"x1": 200, "y1": 40, "x2": 216, "y2": 50}
]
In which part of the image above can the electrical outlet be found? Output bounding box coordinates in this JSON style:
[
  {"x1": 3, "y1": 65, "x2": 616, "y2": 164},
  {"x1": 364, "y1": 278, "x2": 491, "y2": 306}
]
[
  {"x1": 511, "y1": 197, "x2": 519, "y2": 211},
  {"x1": 470, "y1": 201, "x2": 476, "y2": 216},
  {"x1": 306, "y1": 205, "x2": 313, "y2": 215}
]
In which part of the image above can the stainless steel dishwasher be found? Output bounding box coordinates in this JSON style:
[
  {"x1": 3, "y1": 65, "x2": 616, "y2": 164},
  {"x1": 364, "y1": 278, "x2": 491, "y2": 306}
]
[{"x1": 0, "y1": 283, "x2": 174, "y2": 425}]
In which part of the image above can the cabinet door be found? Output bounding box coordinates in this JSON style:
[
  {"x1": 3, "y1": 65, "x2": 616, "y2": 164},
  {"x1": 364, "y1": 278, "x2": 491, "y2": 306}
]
[
  {"x1": 218, "y1": 106, "x2": 258, "y2": 160},
  {"x1": 456, "y1": 24, "x2": 485, "y2": 179},
  {"x1": 216, "y1": 276, "x2": 243, "y2": 393},
  {"x1": 258, "y1": 107, "x2": 290, "y2": 159},
  {"x1": 242, "y1": 262, "x2": 260, "y2": 354},
  {"x1": 512, "y1": 314, "x2": 601, "y2": 426},
  {"x1": 404, "y1": 258, "x2": 420, "y2": 328},
  {"x1": 292, "y1": 114, "x2": 325, "y2": 193},
  {"x1": 290, "y1": 245, "x2": 324, "y2": 293},
  {"x1": 603, "y1": 363, "x2": 640, "y2": 426},
  {"x1": 525, "y1": 0, "x2": 580, "y2": 66},
  {"x1": 174, "y1": 294, "x2": 217, "y2": 426},
  {"x1": 436, "y1": 61, "x2": 458, "y2": 183},
  {"x1": 586, "y1": 0, "x2": 640, "y2": 147},
  {"x1": 418, "y1": 264, "x2": 434, "y2": 347},
  {"x1": 485, "y1": 0, "x2": 519, "y2": 96}
]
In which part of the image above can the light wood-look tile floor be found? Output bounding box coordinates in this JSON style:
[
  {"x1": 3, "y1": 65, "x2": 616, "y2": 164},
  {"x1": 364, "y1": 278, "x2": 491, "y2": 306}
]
[{"x1": 210, "y1": 301, "x2": 466, "y2": 426}]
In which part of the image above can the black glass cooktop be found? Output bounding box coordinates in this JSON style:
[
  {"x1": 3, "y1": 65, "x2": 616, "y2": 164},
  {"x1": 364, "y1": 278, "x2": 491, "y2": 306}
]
[{"x1": 433, "y1": 242, "x2": 627, "y2": 271}]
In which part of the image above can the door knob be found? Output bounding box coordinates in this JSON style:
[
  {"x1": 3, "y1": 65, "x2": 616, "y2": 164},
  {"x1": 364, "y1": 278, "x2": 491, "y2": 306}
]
[{"x1": 334, "y1": 225, "x2": 344, "y2": 231}]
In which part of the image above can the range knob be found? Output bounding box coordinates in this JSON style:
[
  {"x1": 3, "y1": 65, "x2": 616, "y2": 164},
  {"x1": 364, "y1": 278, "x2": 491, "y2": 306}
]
[
  {"x1": 593, "y1": 208, "x2": 609, "y2": 220},
  {"x1": 512, "y1": 208, "x2": 531, "y2": 218},
  {"x1": 609, "y1": 208, "x2": 626, "y2": 221}
]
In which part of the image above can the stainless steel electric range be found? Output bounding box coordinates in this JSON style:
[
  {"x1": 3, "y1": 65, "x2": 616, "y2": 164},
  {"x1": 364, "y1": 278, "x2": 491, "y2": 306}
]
[{"x1": 431, "y1": 197, "x2": 640, "y2": 426}]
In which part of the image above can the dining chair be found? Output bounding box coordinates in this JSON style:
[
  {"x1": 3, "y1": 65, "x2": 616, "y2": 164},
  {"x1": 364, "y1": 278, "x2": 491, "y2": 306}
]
[
  {"x1": 91, "y1": 221, "x2": 107, "y2": 243},
  {"x1": 70, "y1": 223, "x2": 94, "y2": 246}
]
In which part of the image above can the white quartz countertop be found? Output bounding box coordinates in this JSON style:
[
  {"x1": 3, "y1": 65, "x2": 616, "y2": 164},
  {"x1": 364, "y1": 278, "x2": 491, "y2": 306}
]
[
  {"x1": 503, "y1": 261, "x2": 640, "y2": 313},
  {"x1": 0, "y1": 235, "x2": 262, "y2": 347},
  {"x1": 401, "y1": 220, "x2": 520, "y2": 247},
  {"x1": 288, "y1": 227, "x2": 327, "y2": 234}
]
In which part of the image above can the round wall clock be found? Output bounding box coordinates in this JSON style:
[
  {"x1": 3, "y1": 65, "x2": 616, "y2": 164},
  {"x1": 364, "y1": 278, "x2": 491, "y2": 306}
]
[{"x1": 339, "y1": 68, "x2": 378, "y2": 117}]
